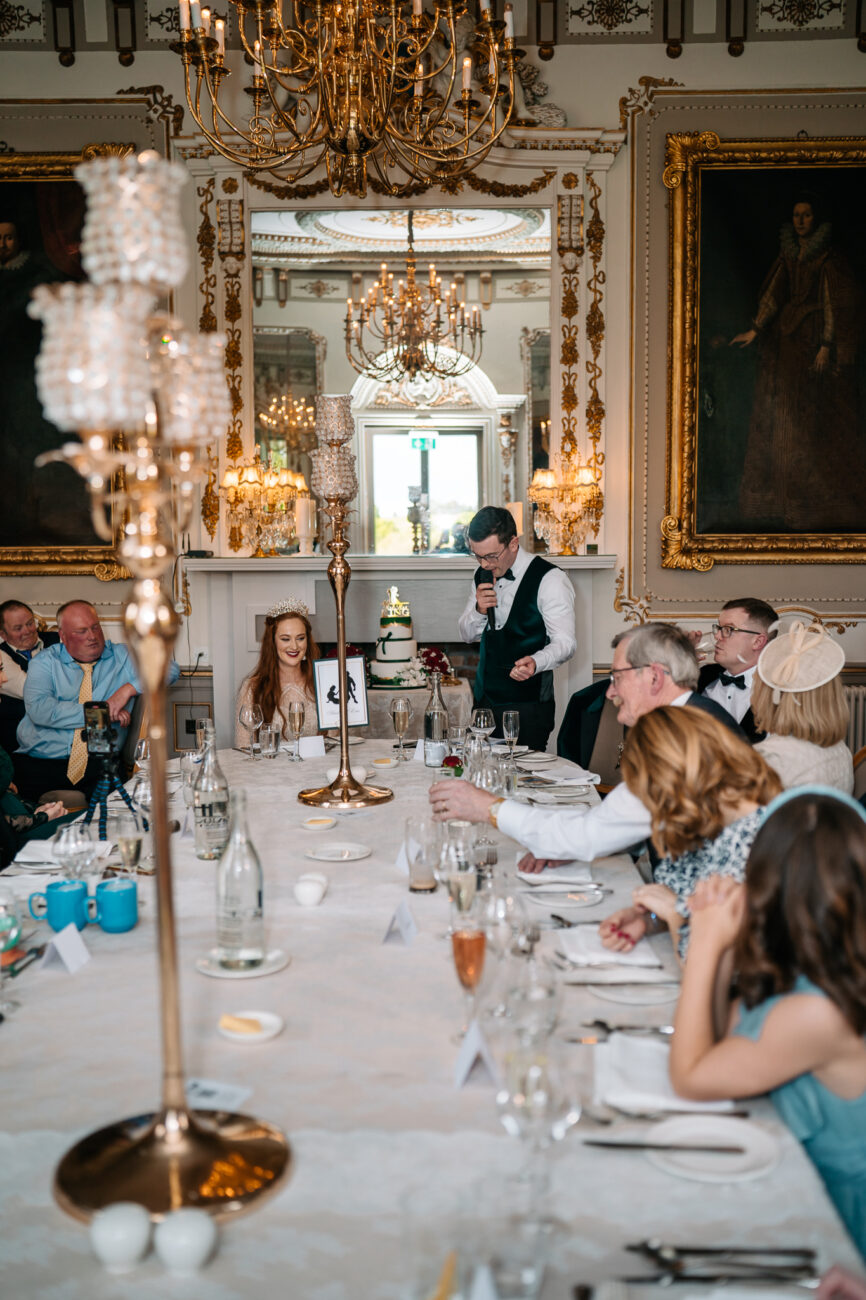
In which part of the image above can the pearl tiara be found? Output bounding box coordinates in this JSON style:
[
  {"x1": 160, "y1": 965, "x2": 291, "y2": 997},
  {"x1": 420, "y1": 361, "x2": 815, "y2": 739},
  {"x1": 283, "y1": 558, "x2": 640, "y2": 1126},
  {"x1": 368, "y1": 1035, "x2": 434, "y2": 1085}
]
[{"x1": 266, "y1": 597, "x2": 310, "y2": 620}]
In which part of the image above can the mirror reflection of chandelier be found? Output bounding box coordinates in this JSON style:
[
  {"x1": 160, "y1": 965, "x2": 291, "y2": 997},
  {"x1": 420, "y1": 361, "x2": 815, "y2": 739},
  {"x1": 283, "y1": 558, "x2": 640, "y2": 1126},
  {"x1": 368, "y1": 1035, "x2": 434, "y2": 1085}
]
[
  {"x1": 220, "y1": 452, "x2": 310, "y2": 556},
  {"x1": 529, "y1": 450, "x2": 603, "y2": 556},
  {"x1": 173, "y1": 0, "x2": 521, "y2": 199},
  {"x1": 258, "y1": 391, "x2": 316, "y2": 454},
  {"x1": 345, "y1": 211, "x2": 484, "y2": 382}
]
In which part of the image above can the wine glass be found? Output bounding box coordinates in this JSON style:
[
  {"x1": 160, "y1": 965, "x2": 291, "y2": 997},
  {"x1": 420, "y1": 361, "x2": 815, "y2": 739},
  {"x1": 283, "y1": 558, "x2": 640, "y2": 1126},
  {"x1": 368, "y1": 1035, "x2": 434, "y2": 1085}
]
[
  {"x1": 502, "y1": 710, "x2": 520, "y2": 758},
  {"x1": 494, "y1": 1034, "x2": 581, "y2": 1204},
  {"x1": 0, "y1": 886, "x2": 23, "y2": 1014},
  {"x1": 390, "y1": 696, "x2": 413, "y2": 762},
  {"x1": 238, "y1": 702, "x2": 264, "y2": 760},
  {"x1": 451, "y1": 893, "x2": 486, "y2": 1038},
  {"x1": 131, "y1": 773, "x2": 155, "y2": 874},
  {"x1": 286, "y1": 700, "x2": 305, "y2": 762},
  {"x1": 52, "y1": 822, "x2": 96, "y2": 881},
  {"x1": 471, "y1": 707, "x2": 495, "y2": 749},
  {"x1": 114, "y1": 811, "x2": 144, "y2": 876},
  {"x1": 180, "y1": 752, "x2": 199, "y2": 808}
]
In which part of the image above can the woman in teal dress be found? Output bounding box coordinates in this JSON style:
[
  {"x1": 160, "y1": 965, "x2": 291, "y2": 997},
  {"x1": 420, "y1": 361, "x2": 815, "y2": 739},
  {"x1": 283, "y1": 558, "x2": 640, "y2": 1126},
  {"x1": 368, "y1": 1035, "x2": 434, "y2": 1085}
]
[{"x1": 670, "y1": 786, "x2": 866, "y2": 1259}]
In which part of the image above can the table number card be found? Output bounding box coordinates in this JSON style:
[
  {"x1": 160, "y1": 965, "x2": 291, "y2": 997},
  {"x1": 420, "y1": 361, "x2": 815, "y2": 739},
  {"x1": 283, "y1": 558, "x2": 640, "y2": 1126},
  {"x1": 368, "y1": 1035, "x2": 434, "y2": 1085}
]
[
  {"x1": 383, "y1": 900, "x2": 418, "y2": 945},
  {"x1": 454, "y1": 1020, "x2": 500, "y2": 1089},
  {"x1": 393, "y1": 842, "x2": 409, "y2": 875},
  {"x1": 298, "y1": 735, "x2": 326, "y2": 759},
  {"x1": 469, "y1": 1264, "x2": 501, "y2": 1300},
  {"x1": 41, "y1": 923, "x2": 91, "y2": 975}
]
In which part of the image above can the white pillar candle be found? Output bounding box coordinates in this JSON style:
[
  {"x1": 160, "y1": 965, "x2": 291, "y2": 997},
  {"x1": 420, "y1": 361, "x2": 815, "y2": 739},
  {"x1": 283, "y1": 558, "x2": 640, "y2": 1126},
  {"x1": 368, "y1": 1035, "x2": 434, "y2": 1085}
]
[
  {"x1": 462, "y1": 56, "x2": 471, "y2": 90},
  {"x1": 504, "y1": 3, "x2": 514, "y2": 37},
  {"x1": 189, "y1": 0, "x2": 201, "y2": 27},
  {"x1": 215, "y1": 17, "x2": 225, "y2": 52},
  {"x1": 179, "y1": 0, "x2": 190, "y2": 31}
]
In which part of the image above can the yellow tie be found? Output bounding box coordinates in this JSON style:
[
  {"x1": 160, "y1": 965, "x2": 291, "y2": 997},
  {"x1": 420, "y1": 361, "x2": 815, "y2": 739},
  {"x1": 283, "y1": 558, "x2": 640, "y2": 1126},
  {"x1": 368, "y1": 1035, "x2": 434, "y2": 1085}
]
[{"x1": 67, "y1": 662, "x2": 94, "y2": 784}]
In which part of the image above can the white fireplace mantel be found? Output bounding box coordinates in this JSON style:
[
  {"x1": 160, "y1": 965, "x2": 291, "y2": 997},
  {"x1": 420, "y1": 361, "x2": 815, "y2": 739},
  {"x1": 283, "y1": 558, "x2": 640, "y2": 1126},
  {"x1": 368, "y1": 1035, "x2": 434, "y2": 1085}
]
[{"x1": 183, "y1": 553, "x2": 617, "y2": 746}]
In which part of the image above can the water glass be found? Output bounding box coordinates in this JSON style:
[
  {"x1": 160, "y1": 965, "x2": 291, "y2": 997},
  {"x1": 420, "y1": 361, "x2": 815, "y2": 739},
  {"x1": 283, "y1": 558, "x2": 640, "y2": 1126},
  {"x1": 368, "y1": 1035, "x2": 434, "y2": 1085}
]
[
  {"x1": 260, "y1": 725, "x2": 280, "y2": 758},
  {"x1": 114, "y1": 811, "x2": 144, "y2": 877},
  {"x1": 180, "y1": 752, "x2": 199, "y2": 806},
  {"x1": 448, "y1": 725, "x2": 466, "y2": 759},
  {"x1": 405, "y1": 816, "x2": 441, "y2": 894},
  {"x1": 133, "y1": 737, "x2": 150, "y2": 771}
]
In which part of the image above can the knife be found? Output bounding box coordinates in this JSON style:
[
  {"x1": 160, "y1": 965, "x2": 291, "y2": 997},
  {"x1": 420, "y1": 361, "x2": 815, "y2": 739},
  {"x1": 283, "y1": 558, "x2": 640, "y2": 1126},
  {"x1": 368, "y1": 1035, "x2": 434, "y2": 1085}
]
[
  {"x1": 582, "y1": 1139, "x2": 746, "y2": 1154},
  {"x1": 8, "y1": 944, "x2": 47, "y2": 976}
]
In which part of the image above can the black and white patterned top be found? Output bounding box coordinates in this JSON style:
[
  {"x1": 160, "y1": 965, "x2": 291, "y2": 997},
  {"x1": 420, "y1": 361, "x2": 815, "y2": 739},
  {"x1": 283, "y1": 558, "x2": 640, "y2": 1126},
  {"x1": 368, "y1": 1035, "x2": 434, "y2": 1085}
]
[{"x1": 654, "y1": 808, "x2": 766, "y2": 957}]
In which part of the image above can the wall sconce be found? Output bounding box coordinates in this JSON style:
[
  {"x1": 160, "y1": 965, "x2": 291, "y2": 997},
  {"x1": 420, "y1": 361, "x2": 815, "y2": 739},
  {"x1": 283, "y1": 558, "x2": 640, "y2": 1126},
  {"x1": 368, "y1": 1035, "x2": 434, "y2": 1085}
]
[
  {"x1": 276, "y1": 269, "x2": 289, "y2": 308},
  {"x1": 112, "y1": 0, "x2": 137, "y2": 65},
  {"x1": 51, "y1": 0, "x2": 75, "y2": 66},
  {"x1": 479, "y1": 270, "x2": 493, "y2": 311},
  {"x1": 557, "y1": 194, "x2": 584, "y2": 270},
  {"x1": 253, "y1": 266, "x2": 264, "y2": 307}
]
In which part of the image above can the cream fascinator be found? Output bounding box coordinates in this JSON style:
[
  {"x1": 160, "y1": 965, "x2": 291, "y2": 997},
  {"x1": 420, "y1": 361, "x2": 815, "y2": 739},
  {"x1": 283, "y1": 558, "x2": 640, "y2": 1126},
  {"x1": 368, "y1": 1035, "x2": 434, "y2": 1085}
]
[
  {"x1": 757, "y1": 620, "x2": 844, "y2": 705},
  {"x1": 267, "y1": 597, "x2": 310, "y2": 620}
]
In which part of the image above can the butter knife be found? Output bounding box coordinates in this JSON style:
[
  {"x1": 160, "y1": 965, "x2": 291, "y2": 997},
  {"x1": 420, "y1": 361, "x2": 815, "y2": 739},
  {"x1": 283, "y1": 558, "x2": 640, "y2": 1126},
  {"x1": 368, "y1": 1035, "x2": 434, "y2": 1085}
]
[
  {"x1": 582, "y1": 1139, "x2": 746, "y2": 1154},
  {"x1": 8, "y1": 944, "x2": 47, "y2": 977}
]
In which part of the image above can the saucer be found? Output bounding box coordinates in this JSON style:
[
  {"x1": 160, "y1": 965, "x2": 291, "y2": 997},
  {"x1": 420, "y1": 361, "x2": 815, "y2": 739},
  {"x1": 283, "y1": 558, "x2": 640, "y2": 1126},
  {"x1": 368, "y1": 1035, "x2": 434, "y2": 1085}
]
[
  {"x1": 195, "y1": 949, "x2": 291, "y2": 980},
  {"x1": 217, "y1": 1010, "x2": 284, "y2": 1043},
  {"x1": 304, "y1": 842, "x2": 372, "y2": 862},
  {"x1": 302, "y1": 816, "x2": 337, "y2": 831},
  {"x1": 371, "y1": 756, "x2": 398, "y2": 770}
]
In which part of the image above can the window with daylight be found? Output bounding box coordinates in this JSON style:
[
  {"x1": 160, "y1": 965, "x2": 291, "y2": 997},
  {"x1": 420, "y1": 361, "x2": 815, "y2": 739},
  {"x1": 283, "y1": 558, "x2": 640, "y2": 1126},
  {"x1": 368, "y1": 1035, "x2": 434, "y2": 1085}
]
[{"x1": 367, "y1": 426, "x2": 482, "y2": 555}]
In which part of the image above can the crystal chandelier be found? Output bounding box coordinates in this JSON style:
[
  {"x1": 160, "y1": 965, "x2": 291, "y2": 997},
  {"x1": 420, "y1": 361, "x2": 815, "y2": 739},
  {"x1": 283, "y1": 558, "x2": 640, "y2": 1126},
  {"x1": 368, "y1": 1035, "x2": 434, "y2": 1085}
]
[
  {"x1": 529, "y1": 450, "x2": 603, "y2": 555},
  {"x1": 258, "y1": 389, "x2": 316, "y2": 454},
  {"x1": 220, "y1": 451, "x2": 309, "y2": 555},
  {"x1": 172, "y1": 0, "x2": 522, "y2": 199},
  {"x1": 345, "y1": 210, "x2": 483, "y2": 382}
]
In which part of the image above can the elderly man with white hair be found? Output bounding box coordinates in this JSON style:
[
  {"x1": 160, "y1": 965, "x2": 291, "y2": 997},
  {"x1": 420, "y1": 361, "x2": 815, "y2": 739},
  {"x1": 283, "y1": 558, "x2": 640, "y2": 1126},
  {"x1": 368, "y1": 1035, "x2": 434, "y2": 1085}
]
[{"x1": 12, "y1": 600, "x2": 180, "y2": 803}]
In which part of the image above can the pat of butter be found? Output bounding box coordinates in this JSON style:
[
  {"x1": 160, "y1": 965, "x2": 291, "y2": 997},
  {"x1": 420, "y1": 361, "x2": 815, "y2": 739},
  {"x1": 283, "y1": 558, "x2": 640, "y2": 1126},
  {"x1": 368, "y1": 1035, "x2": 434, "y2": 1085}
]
[
  {"x1": 219, "y1": 1014, "x2": 261, "y2": 1035},
  {"x1": 306, "y1": 817, "x2": 332, "y2": 826},
  {"x1": 373, "y1": 758, "x2": 392, "y2": 765}
]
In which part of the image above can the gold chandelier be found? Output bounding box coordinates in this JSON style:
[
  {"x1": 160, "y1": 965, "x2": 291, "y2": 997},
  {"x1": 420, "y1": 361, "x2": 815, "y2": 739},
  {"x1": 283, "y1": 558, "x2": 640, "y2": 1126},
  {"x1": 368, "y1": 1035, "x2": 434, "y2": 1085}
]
[
  {"x1": 345, "y1": 210, "x2": 483, "y2": 381},
  {"x1": 258, "y1": 389, "x2": 316, "y2": 453},
  {"x1": 220, "y1": 451, "x2": 309, "y2": 555},
  {"x1": 529, "y1": 450, "x2": 603, "y2": 555},
  {"x1": 173, "y1": 0, "x2": 522, "y2": 198}
]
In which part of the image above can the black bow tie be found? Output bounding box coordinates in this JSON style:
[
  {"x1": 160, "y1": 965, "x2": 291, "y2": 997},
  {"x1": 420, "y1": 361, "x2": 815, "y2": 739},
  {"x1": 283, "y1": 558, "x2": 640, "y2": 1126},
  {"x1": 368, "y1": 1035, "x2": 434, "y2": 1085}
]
[
  {"x1": 719, "y1": 672, "x2": 747, "y2": 689},
  {"x1": 500, "y1": 569, "x2": 515, "y2": 582}
]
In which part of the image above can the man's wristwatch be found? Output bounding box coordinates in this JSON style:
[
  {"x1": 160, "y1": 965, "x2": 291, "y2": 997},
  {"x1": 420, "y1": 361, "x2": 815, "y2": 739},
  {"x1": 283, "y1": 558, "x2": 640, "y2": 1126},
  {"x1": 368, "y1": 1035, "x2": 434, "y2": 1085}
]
[{"x1": 488, "y1": 798, "x2": 506, "y2": 829}]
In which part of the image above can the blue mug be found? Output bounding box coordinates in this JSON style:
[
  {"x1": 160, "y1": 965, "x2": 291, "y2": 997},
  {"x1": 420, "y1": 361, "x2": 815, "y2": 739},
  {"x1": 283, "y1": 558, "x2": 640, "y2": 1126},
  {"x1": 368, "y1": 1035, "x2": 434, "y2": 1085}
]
[
  {"x1": 94, "y1": 878, "x2": 138, "y2": 934},
  {"x1": 29, "y1": 880, "x2": 97, "y2": 932}
]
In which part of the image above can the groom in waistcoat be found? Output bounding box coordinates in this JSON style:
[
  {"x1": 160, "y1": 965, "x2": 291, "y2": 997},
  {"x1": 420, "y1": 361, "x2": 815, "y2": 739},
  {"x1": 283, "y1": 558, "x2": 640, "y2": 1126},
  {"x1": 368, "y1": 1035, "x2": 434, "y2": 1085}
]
[{"x1": 457, "y1": 506, "x2": 576, "y2": 752}]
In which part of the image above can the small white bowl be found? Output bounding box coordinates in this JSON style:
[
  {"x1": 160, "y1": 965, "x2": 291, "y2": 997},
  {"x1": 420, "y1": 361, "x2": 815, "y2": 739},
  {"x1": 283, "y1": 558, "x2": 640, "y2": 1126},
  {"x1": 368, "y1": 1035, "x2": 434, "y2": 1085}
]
[
  {"x1": 294, "y1": 878, "x2": 326, "y2": 907},
  {"x1": 302, "y1": 815, "x2": 337, "y2": 831},
  {"x1": 299, "y1": 871, "x2": 328, "y2": 888},
  {"x1": 326, "y1": 765, "x2": 367, "y2": 784},
  {"x1": 153, "y1": 1209, "x2": 218, "y2": 1275},
  {"x1": 90, "y1": 1202, "x2": 152, "y2": 1273},
  {"x1": 371, "y1": 756, "x2": 398, "y2": 769}
]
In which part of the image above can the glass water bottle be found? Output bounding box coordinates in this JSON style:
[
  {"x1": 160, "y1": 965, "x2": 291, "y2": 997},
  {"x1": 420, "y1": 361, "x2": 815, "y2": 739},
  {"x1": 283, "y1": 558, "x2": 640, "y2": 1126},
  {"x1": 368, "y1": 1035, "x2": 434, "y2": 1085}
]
[
  {"x1": 193, "y1": 725, "x2": 230, "y2": 860},
  {"x1": 216, "y1": 788, "x2": 265, "y2": 970},
  {"x1": 424, "y1": 670, "x2": 450, "y2": 768}
]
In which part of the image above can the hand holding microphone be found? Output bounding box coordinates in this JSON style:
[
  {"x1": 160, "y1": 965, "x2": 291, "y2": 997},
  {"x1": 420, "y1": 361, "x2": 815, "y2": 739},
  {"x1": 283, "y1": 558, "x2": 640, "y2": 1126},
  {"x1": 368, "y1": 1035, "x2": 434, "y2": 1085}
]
[{"x1": 474, "y1": 567, "x2": 497, "y2": 631}]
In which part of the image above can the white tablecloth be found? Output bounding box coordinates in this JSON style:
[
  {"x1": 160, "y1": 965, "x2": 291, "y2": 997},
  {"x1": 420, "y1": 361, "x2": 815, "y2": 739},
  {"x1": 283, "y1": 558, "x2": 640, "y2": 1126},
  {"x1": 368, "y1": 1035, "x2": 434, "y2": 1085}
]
[
  {"x1": 356, "y1": 678, "x2": 473, "y2": 740},
  {"x1": 0, "y1": 744, "x2": 858, "y2": 1297}
]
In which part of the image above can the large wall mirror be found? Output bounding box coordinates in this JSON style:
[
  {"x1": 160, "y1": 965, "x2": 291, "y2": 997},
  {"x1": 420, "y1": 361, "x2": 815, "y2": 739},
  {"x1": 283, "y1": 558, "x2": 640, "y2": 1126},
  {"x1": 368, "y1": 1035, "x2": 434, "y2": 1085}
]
[{"x1": 250, "y1": 207, "x2": 550, "y2": 553}]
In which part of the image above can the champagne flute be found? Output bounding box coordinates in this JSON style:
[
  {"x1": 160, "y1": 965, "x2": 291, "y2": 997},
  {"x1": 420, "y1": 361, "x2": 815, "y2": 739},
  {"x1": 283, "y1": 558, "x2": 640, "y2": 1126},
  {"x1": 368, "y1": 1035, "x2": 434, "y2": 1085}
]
[
  {"x1": 502, "y1": 710, "x2": 520, "y2": 759},
  {"x1": 451, "y1": 894, "x2": 486, "y2": 1038},
  {"x1": 115, "y1": 811, "x2": 144, "y2": 877},
  {"x1": 238, "y1": 702, "x2": 264, "y2": 759},
  {"x1": 133, "y1": 736, "x2": 149, "y2": 771},
  {"x1": 0, "y1": 886, "x2": 23, "y2": 1014},
  {"x1": 390, "y1": 696, "x2": 413, "y2": 762},
  {"x1": 286, "y1": 700, "x2": 305, "y2": 762}
]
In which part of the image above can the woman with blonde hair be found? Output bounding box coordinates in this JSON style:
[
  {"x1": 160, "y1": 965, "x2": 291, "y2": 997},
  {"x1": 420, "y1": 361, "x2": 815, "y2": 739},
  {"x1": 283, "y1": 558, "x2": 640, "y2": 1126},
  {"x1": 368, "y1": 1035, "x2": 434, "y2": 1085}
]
[
  {"x1": 234, "y1": 598, "x2": 320, "y2": 746},
  {"x1": 599, "y1": 705, "x2": 781, "y2": 960},
  {"x1": 752, "y1": 621, "x2": 853, "y2": 793}
]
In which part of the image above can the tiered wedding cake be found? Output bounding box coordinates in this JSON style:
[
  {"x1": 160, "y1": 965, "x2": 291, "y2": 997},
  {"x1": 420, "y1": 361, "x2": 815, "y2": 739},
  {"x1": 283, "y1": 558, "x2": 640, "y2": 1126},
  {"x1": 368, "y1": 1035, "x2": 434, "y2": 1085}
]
[{"x1": 369, "y1": 586, "x2": 426, "y2": 688}]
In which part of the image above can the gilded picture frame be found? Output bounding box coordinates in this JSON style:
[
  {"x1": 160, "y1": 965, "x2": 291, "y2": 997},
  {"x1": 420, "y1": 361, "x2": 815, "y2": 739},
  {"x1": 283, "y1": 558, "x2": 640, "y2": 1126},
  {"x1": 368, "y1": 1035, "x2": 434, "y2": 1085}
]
[
  {"x1": 662, "y1": 132, "x2": 866, "y2": 569},
  {"x1": 0, "y1": 143, "x2": 134, "y2": 578}
]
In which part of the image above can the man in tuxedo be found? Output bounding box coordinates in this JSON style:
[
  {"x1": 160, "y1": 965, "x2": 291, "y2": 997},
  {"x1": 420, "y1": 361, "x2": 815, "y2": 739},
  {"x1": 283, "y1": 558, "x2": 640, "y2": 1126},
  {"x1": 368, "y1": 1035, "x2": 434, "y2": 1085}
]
[
  {"x1": 698, "y1": 598, "x2": 777, "y2": 743},
  {"x1": 0, "y1": 600, "x2": 60, "y2": 755},
  {"x1": 458, "y1": 506, "x2": 575, "y2": 751}
]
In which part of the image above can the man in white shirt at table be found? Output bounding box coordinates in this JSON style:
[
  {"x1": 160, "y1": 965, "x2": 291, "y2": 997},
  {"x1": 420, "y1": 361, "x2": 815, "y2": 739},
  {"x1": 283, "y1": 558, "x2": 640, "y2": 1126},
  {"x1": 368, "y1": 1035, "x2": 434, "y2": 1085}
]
[
  {"x1": 430, "y1": 622, "x2": 744, "y2": 869},
  {"x1": 458, "y1": 505, "x2": 575, "y2": 752}
]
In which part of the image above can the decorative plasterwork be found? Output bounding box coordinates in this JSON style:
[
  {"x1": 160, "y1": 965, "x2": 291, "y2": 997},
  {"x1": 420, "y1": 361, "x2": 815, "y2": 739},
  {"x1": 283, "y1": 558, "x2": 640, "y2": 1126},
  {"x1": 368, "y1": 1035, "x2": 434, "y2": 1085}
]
[
  {"x1": 0, "y1": 0, "x2": 43, "y2": 41},
  {"x1": 116, "y1": 84, "x2": 184, "y2": 137},
  {"x1": 569, "y1": 0, "x2": 653, "y2": 36},
  {"x1": 756, "y1": 0, "x2": 844, "y2": 32}
]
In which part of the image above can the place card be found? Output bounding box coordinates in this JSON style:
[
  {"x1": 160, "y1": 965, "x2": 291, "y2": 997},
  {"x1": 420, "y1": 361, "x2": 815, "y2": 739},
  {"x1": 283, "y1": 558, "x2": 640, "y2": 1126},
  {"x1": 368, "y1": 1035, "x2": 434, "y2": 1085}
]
[
  {"x1": 412, "y1": 739, "x2": 425, "y2": 762},
  {"x1": 186, "y1": 1078, "x2": 252, "y2": 1111},
  {"x1": 41, "y1": 923, "x2": 91, "y2": 975},
  {"x1": 178, "y1": 809, "x2": 194, "y2": 839},
  {"x1": 454, "y1": 1020, "x2": 500, "y2": 1089},
  {"x1": 298, "y1": 735, "x2": 326, "y2": 759},
  {"x1": 469, "y1": 1264, "x2": 501, "y2": 1300},
  {"x1": 393, "y1": 842, "x2": 409, "y2": 876},
  {"x1": 383, "y1": 900, "x2": 417, "y2": 946}
]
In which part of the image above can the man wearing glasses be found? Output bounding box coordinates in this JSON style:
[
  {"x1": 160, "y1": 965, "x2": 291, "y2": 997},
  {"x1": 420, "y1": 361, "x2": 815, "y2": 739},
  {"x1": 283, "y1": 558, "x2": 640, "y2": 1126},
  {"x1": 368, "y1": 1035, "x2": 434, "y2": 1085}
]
[
  {"x1": 458, "y1": 506, "x2": 575, "y2": 752},
  {"x1": 698, "y1": 598, "x2": 778, "y2": 742}
]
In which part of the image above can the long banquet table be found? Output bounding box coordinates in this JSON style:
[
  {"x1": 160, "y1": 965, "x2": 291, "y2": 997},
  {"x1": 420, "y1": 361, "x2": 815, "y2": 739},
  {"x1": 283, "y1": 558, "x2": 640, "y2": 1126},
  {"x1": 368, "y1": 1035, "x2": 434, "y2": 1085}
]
[{"x1": 1, "y1": 742, "x2": 860, "y2": 1297}]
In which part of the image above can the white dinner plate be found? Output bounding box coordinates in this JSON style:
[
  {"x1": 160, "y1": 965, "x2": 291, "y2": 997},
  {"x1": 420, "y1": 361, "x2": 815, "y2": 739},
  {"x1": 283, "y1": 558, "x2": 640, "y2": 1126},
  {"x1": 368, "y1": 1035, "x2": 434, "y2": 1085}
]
[
  {"x1": 11, "y1": 858, "x2": 63, "y2": 874},
  {"x1": 589, "y1": 983, "x2": 680, "y2": 1006},
  {"x1": 217, "y1": 1010, "x2": 285, "y2": 1044},
  {"x1": 528, "y1": 789, "x2": 591, "y2": 805},
  {"x1": 517, "y1": 754, "x2": 558, "y2": 769},
  {"x1": 305, "y1": 841, "x2": 372, "y2": 862},
  {"x1": 488, "y1": 743, "x2": 529, "y2": 756},
  {"x1": 195, "y1": 949, "x2": 291, "y2": 980},
  {"x1": 524, "y1": 889, "x2": 606, "y2": 911},
  {"x1": 645, "y1": 1116, "x2": 780, "y2": 1183}
]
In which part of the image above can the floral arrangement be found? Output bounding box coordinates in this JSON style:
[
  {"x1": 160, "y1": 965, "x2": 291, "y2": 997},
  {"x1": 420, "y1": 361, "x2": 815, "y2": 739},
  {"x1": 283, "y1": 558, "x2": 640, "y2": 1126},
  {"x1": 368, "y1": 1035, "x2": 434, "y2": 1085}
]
[{"x1": 418, "y1": 646, "x2": 451, "y2": 677}]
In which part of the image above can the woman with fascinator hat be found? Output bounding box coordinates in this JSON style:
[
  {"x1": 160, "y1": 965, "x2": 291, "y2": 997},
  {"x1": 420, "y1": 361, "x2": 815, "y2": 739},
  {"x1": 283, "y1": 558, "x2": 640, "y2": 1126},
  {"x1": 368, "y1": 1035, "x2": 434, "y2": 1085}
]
[
  {"x1": 234, "y1": 598, "x2": 321, "y2": 747},
  {"x1": 752, "y1": 621, "x2": 853, "y2": 794}
]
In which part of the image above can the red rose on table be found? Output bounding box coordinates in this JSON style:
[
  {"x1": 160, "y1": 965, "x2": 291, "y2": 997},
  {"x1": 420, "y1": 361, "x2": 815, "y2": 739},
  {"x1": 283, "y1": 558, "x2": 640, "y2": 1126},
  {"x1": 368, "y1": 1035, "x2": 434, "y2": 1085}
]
[{"x1": 442, "y1": 756, "x2": 463, "y2": 777}]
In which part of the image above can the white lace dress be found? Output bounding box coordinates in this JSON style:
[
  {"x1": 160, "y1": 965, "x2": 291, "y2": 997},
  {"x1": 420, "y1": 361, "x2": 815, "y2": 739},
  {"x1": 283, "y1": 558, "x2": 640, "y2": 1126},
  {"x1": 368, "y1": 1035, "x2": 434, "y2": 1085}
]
[{"x1": 234, "y1": 677, "x2": 319, "y2": 747}]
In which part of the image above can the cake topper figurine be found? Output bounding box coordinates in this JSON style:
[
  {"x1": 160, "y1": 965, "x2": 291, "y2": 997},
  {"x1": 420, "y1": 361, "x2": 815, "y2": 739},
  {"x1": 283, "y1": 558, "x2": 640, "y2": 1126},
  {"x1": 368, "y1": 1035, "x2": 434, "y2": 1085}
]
[{"x1": 382, "y1": 586, "x2": 410, "y2": 619}]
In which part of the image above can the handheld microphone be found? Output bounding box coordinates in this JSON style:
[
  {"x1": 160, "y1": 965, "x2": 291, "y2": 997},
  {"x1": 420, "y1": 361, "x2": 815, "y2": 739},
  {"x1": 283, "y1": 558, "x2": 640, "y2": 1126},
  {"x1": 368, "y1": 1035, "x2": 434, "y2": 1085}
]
[{"x1": 474, "y1": 566, "x2": 496, "y2": 632}]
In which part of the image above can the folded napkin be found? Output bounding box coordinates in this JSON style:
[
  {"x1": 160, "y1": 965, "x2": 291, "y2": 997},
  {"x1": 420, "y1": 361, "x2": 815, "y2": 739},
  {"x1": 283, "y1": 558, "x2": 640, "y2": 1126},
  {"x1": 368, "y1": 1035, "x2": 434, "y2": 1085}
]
[
  {"x1": 519, "y1": 762, "x2": 600, "y2": 784},
  {"x1": 517, "y1": 861, "x2": 594, "y2": 888},
  {"x1": 13, "y1": 839, "x2": 113, "y2": 866},
  {"x1": 593, "y1": 1034, "x2": 734, "y2": 1113},
  {"x1": 558, "y1": 924, "x2": 663, "y2": 968}
]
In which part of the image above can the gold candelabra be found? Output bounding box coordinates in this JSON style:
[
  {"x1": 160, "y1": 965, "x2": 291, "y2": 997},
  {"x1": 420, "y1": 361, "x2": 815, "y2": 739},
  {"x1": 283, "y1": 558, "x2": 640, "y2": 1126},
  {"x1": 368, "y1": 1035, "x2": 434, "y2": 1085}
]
[
  {"x1": 220, "y1": 451, "x2": 309, "y2": 556},
  {"x1": 345, "y1": 210, "x2": 483, "y2": 382},
  {"x1": 529, "y1": 453, "x2": 603, "y2": 555},
  {"x1": 30, "y1": 150, "x2": 290, "y2": 1221},
  {"x1": 171, "y1": 0, "x2": 522, "y2": 199},
  {"x1": 299, "y1": 396, "x2": 393, "y2": 810}
]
